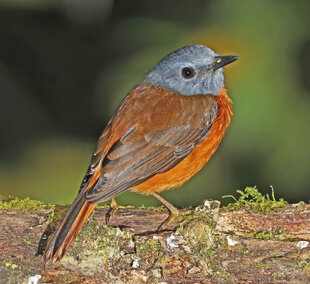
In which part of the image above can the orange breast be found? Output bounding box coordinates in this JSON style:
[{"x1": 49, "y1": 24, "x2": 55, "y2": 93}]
[{"x1": 132, "y1": 88, "x2": 233, "y2": 194}]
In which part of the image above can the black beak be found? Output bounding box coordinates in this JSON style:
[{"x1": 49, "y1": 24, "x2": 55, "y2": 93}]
[{"x1": 212, "y1": 55, "x2": 239, "y2": 71}]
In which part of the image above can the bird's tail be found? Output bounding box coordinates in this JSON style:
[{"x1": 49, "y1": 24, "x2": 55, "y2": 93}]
[
  {"x1": 44, "y1": 193, "x2": 96, "y2": 261},
  {"x1": 44, "y1": 174, "x2": 99, "y2": 261}
]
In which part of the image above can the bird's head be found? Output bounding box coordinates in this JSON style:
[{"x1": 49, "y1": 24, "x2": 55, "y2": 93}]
[{"x1": 145, "y1": 44, "x2": 238, "y2": 96}]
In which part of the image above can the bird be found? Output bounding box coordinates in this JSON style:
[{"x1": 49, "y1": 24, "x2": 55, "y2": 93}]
[{"x1": 44, "y1": 44, "x2": 238, "y2": 261}]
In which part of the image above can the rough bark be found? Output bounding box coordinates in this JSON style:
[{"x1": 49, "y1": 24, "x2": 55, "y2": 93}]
[{"x1": 0, "y1": 196, "x2": 309, "y2": 284}]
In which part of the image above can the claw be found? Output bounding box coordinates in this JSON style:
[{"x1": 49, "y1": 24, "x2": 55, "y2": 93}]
[
  {"x1": 150, "y1": 191, "x2": 192, "y2": 231},
  {"x1": 159, "y1": 208, "x2": 192, "y2": 231},
  {"x1": 106, "y1": 198, "x2": 134, "y2": 225}
]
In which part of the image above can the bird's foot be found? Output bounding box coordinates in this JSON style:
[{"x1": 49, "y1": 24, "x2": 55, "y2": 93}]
[
  {"x1": 106, "y1": 198, "x2": 134, "y2": 225},
  {"x1": 159, "y1": 208, "x2": 192, "y2": 231}
]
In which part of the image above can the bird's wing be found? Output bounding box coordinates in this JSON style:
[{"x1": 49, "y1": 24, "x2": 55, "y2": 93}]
[
  {"x1": 80, "y1": 84, "x2": 218, "y2": 203},
  {"x1": 78, "y1": 119, "x2": 112, "y2": 194}
]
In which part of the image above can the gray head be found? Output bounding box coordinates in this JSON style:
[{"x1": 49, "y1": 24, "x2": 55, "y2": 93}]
[{"x1": 144, "y1": 45, "x2": 238, "y2": 96}]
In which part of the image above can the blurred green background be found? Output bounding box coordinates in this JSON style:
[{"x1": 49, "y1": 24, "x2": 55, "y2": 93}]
[{"x1": 0, "y1": 0, "x2": 309, "y2": 207}]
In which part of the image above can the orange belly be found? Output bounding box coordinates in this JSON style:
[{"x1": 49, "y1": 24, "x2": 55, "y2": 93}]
[{"x1": 132, "y1": 88, "x2": 233, "y2": 194}]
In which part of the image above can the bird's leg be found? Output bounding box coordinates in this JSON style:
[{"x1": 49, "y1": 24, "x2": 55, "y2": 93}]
[
  {"x1": 106, "y1": 198, "x2": 134, "y2": 225},
  {"x1": 151, "y1": 192, "x2": 192, "y2": 230}
]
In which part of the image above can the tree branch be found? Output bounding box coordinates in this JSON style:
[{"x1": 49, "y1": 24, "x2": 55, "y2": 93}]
[{"x1": 0, "y1": 196, "x2": 309, "y2": 283}]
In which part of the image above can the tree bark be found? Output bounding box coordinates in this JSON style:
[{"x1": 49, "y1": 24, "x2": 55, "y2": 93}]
[{"x1": 0, "y1": 197, "x2": 309, "y2": 284}]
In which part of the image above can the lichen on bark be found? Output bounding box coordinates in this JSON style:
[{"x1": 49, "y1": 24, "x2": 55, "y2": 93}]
[{"x1": 0, "y1": 189, "x2": 309, "y2": 283}]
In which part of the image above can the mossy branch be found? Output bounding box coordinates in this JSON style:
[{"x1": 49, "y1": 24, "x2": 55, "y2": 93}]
[{"x1": 0, "y1": 188, "x2": 309, "y2": 283}]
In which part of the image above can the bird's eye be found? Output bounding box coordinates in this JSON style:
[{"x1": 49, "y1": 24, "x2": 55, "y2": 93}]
[{"x1": 181, "y1": 67, "x2": 195, "y2": 79}]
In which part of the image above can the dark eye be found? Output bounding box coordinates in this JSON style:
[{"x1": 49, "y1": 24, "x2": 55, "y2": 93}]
[{"x1": 181, "y1": 67, "x2": 195, "y2": 79}]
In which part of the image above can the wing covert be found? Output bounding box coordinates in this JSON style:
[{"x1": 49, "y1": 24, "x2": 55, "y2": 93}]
[{"x1": 86, "y1": 91, "x2": 218, "y2": 203}]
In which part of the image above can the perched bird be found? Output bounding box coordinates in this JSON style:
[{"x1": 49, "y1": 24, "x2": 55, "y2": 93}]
[{"x1": 44, "y1": 44, "x2": 238, "y2": 261}]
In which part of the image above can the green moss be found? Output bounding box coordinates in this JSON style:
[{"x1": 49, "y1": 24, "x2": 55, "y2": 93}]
[
  {"x1": 0, "y1": 196, "x2": 53, "y2": 212},
  {"x1": 138, "y1": 205, "x2": 165, "y2": 210},
  {"x1": 177, "y1": 211, "x2": 216, "y2": 257},
  {"x1": 60, "y1": 220, "x2": 135, "y2": 273},
  {"x1": 136, "y1": 239, "x2": 161, "y2": 255},
  {"x1": 244, "y1": 230, "x2": 294, "y2": 241},
  {"x1": 44, "y1": 206, "x2": 67, "y2": 228},
  {"x1": 217, "y1": 238, "x2": 243, "y2": 254},
  {"x1": 222, "y1": 186, "x2": 287, "y2": 215},
  {"x1": 56, "y1": 272, "x2": 81, "y2": 283},
  {"x1": 299, "y1": 262, "x2": 310, "y2": 274},
  {"x1": 136, "y1": 238, "x2": 165, "y2": 270},
  {"x1": 255, "y1": 261, "x2": 272, "y2": 270},
  {"x1": 0, "y1": 262, "x2": 30, "y2": 284},
  {"x1": 23, "y1": 239, "x2": 33, "y2": 246},
  {"x1": 245, "y1": 231, "x2": 273, "y2": 239},
  {"x1": 0, "y1": 260, "x2": 20, "y2": 270}
]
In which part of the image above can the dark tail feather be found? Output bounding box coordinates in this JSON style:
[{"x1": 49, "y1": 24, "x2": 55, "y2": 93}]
[{"x1": 44, "y1": 192, "x2": 97, "y2": 261}]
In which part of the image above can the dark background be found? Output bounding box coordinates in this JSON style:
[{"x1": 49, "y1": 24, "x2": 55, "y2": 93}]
[{"x1": 0, "y1": 0, "x2": 309, "y2": 207}]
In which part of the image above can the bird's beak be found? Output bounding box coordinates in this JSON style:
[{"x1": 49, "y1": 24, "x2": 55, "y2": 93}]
[{"x1": 212, "y1": 55, "x2": 239, "y2": 71}]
